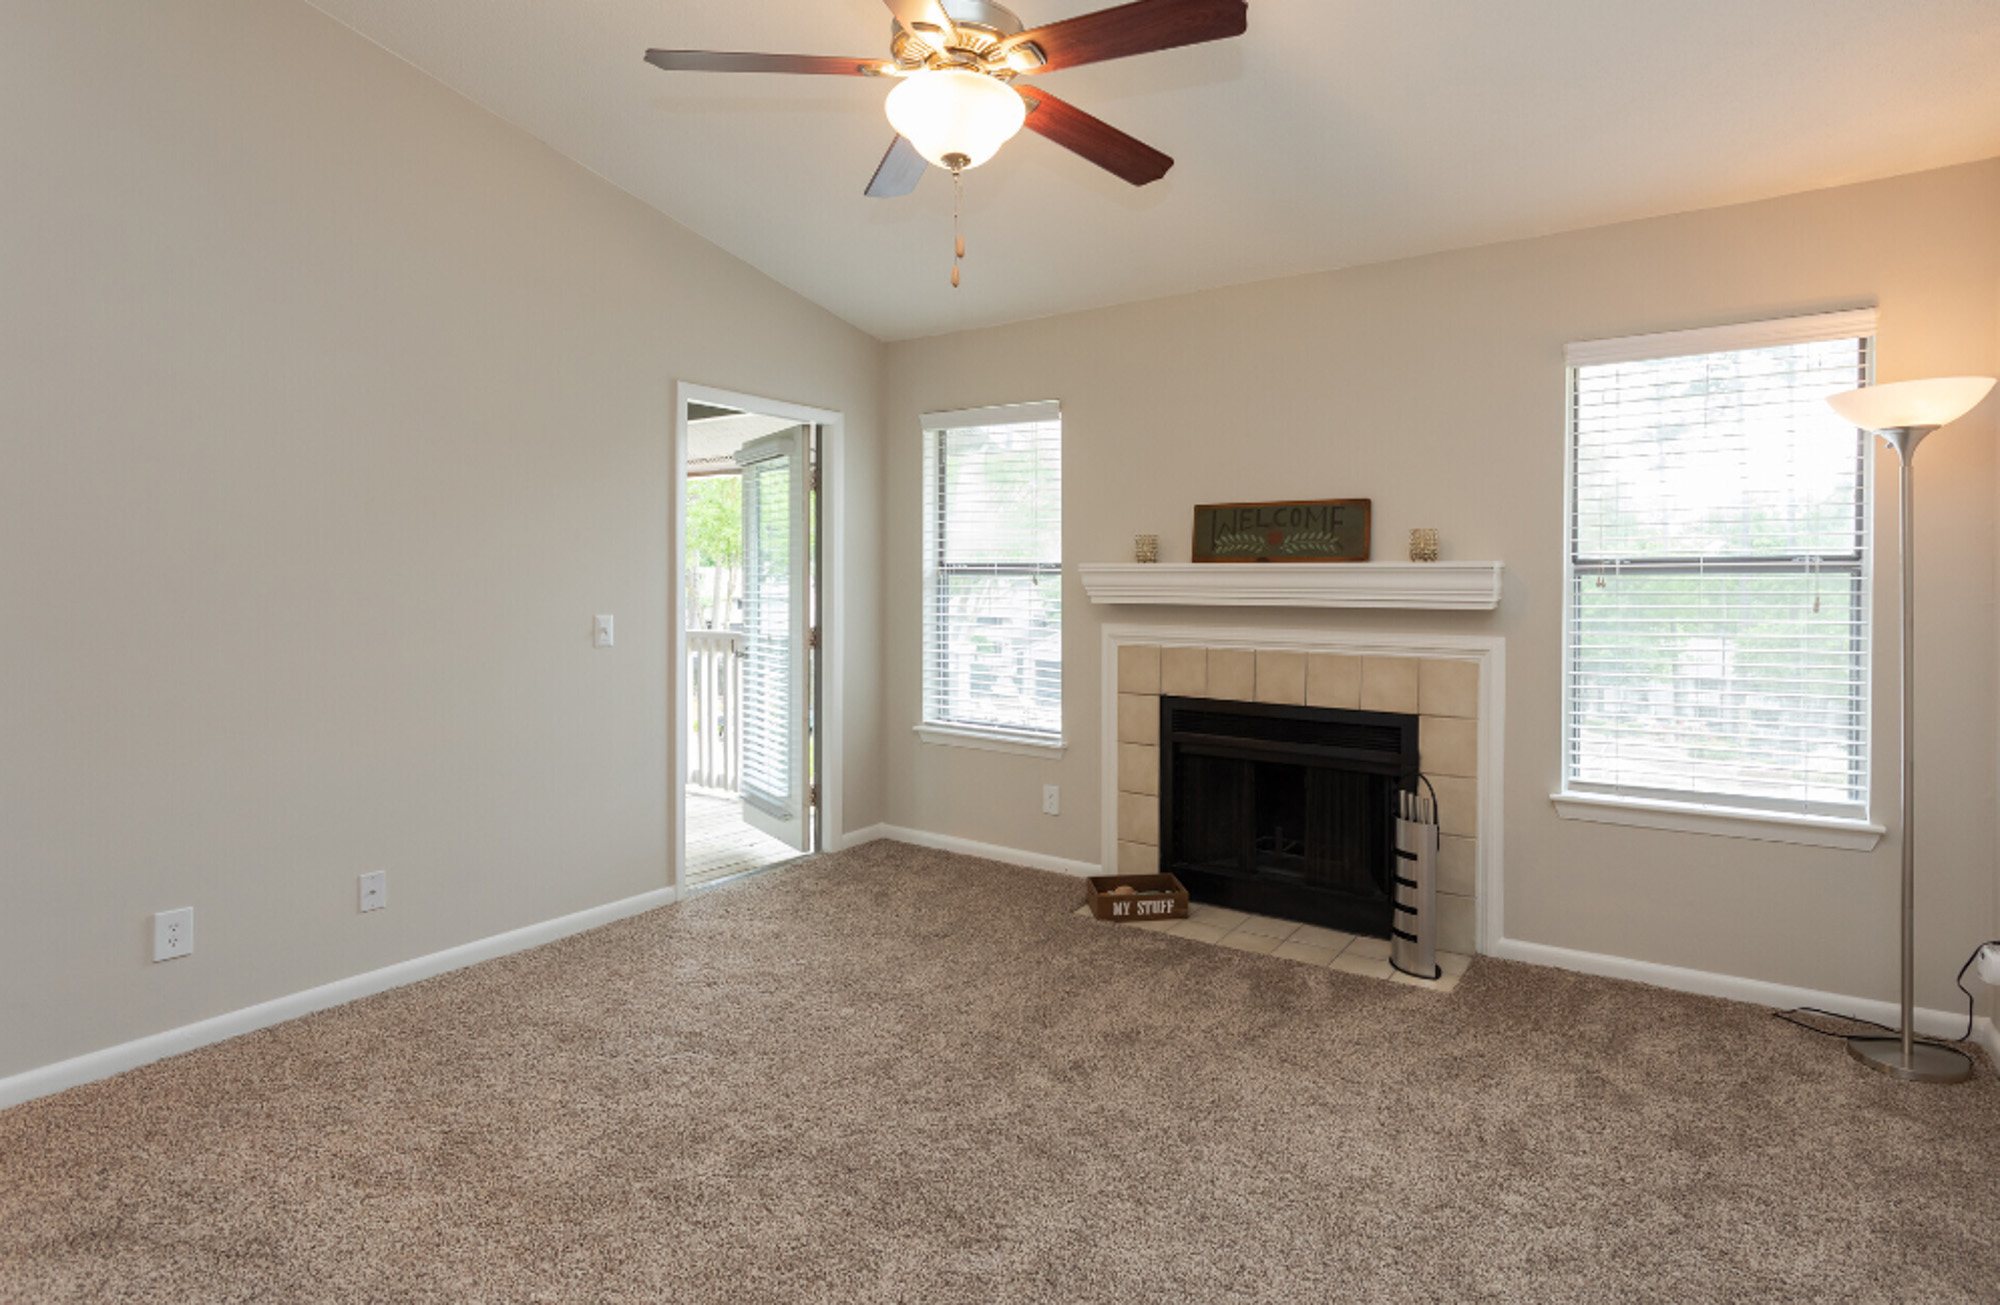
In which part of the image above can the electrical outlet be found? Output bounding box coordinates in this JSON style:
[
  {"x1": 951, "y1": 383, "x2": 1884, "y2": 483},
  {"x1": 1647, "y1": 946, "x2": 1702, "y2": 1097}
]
[
  {"x1": 593, "y1": 614, "x2": 614, "y2": 648},
  {"x1": 359, "y1": 870, "x2": 387, "y2": 913},
  {"x1": 153, "y1": 908, "x2": 193, "y2": 962},
  {"x1": 1042, "y1": 784, "x2": 1060, "y2": 816}
]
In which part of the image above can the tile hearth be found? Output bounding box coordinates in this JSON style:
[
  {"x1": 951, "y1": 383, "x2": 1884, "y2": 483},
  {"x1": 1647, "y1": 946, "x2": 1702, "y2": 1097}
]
[{"x1": 1074, "y1": 901, "x2": 1472, "y2": 993}]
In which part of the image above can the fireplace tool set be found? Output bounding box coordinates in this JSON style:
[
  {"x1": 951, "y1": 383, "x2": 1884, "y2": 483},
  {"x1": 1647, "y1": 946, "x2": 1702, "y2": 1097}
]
[{"x1": 1390, "y1": 780, "x2": 1442, "y2": 981}]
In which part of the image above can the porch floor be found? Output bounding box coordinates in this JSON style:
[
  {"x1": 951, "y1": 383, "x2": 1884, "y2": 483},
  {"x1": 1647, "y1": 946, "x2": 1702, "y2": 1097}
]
[{"x1": 685, "y1": 788, "x2": 802, "y2": 888}]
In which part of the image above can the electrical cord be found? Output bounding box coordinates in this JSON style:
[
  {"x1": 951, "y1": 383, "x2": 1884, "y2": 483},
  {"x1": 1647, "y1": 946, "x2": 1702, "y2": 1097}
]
[
  {"x1": 1954, "y1": 942, "x2": 1998, "y2": 1042},
  {"x1": 1773, "y1": 939, "x2": 1997, "y2": 1046}
]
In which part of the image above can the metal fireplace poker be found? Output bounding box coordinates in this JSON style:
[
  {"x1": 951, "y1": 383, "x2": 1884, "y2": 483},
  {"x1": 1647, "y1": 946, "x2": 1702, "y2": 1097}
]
[{"x1": 1390, "y1": 778, "x2": 1442, "y2": 981}]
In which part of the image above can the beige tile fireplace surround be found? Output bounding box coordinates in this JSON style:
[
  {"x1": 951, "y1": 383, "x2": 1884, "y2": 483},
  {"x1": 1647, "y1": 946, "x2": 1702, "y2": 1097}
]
[{"x1": 1106, "y1": 639, "x2": 1491, "y2": 956}]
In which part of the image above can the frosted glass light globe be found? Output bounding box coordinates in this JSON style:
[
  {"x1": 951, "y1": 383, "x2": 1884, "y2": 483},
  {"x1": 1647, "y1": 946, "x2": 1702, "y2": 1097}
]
[
  {"x1": 885, "y1": 70, "x2": 1027, "y2": 169},
  {"x1": 1826, "y1": 376, "x2": 1996, "y2": 431}
]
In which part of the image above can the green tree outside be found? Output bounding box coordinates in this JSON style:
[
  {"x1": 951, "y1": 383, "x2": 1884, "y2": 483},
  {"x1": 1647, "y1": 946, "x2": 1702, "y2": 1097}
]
[{"x1": 686, "y1": 475, "x2": 743, "y2": 629}]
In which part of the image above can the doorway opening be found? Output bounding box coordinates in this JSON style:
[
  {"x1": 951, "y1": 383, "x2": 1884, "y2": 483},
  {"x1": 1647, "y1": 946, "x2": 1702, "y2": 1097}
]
[{"x1": 680, "y1": 397, "x2": 821, "y2": 889}]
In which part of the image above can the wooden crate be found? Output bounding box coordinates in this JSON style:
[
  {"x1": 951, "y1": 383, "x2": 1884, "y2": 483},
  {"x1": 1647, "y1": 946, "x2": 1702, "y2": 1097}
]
[{"x1": 1084, "y1": 874, "x2": 1190, "y2": 922}]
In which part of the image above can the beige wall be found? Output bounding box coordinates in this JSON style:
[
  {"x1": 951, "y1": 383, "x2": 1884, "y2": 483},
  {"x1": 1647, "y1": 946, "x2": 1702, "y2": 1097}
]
[
  {"x1": 5, "y1": 0, "x2": 1996, "y2": 1086},
  {"x1": 0, "y1": 0, "x2": 883, "y2": 1078},
  {"x1": 883, "y1": 159, "x2": 2000, "y2": 1013}
]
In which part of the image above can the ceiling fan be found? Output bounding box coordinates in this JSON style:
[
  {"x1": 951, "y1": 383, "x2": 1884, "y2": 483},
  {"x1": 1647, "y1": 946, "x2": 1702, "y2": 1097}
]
[{"x1": 644, "y1": 0, "x2": 1249, "y2": 213}]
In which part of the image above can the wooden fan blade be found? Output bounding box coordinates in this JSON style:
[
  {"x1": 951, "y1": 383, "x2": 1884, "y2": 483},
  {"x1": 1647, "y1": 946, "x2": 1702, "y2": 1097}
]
[
  {"x1": 880, "y1": 0, "x2": 957, "y2": 44},
  {"x1": 643, "y1": 50, "x2": 891, "y2": 77},
  {"x1": 865, "y1": 135, "x2": 929, "y2": 198},
  {"x1": 1018, "y1": 87, "x2": 1173, "y2": 186},
  {"x1": 1000, "y1": 0, "x2": 1247, "y2": 74}
]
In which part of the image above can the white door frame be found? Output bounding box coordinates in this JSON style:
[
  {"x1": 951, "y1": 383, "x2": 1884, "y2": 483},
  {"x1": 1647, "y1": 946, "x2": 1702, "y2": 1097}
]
[{"x1": 673, "y1": 382, "x2": 849, "y2": 895}]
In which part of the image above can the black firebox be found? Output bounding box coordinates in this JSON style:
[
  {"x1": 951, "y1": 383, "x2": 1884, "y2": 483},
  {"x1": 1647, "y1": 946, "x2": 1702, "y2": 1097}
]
[{"x1": 1158, "y1": 696, "x2": 1418, "y2": 936}]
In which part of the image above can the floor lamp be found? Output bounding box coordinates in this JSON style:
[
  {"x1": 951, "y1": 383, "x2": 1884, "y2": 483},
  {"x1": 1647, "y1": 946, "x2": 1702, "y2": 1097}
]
[{"x1": 1825, "y1": 375, "x2": 1996, "y2": 1084}]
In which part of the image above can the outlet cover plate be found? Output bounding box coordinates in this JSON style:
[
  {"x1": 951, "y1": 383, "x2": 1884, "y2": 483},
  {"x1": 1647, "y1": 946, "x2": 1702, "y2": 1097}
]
[
  {"x1": 359, "y1": 870, "x2": 387, "y2": 913},
  {"x1": 153, "y1": 907, "x2": 194, "y2": 962},
  {"x1": 1043, "y1": 784, "x2": 1060, "y2": 816}
]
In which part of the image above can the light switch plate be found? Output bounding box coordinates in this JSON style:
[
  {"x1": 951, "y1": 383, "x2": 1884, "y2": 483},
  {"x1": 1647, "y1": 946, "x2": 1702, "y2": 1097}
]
[
  {"x1": 359, "y1": 870, "x2": 387, "y2": 913},
  {"x1": 153, "y1": 907, "x2": 194, "y2": 962},
  {"x1": 594, "y1": 614, "x2": 614, "y2": 648}
]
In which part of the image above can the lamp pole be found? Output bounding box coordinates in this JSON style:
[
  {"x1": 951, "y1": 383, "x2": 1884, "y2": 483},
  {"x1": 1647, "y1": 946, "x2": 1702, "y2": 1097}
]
[
  {"x1": 1844, "y1": 425, "x2": 1973, "y2": 1084},
  {"x1": 1826, "y1": 375, "x2": 1993, "y2": 1083}
]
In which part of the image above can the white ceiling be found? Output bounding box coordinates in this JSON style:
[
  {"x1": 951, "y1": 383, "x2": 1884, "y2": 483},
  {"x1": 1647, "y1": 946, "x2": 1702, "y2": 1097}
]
[{"x1": 305, "y1": 0, "x2": 2000, "y2": 342}]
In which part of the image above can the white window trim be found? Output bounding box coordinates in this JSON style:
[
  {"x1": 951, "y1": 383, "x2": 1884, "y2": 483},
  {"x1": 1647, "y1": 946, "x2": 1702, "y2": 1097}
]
[
  {"x1": 1556, "y1": 308, "x2": 1879, "y2": 843},
  {"x1": 1550, "y1": 791, "x2": 1884, "y2": 851},
  {"x1": 914, "y1": 723, "x2": 1068, "y2": 758},
  {"x1": 917, "y1": 399, "x2": 1065, "y2": 751},
  {"x1": 1562, "y1": 308, "x2": 1877, "y2": 367},
  {"x1": 919, "y1": 400, "x2": 1061, "y2": 429}
]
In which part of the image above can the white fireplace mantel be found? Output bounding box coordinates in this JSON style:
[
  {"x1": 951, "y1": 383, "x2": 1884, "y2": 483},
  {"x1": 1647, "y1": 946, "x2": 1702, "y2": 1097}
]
[{"x1": 1078, "y1": 562, "x2": 1503, "y2": 611}]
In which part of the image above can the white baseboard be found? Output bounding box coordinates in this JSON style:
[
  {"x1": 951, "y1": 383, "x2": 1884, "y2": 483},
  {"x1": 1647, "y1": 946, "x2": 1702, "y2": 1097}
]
[
  {"x1": 0, "y1": 884, "x2": 679, "y2": 1111},
  {"x1": 1492, "y1": 937, "x2": 1994, "y2": 1062},
  {"x1": 829, "y1": 823, "x2": 888, "y2": 852},
  {"x1": 863, "y1": 824, "x2": 1099, "y2": 878}
]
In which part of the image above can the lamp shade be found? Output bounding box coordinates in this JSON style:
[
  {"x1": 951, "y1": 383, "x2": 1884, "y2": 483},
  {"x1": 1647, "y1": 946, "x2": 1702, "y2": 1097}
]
[
  {"x1": 885, "y1": 70, "x2": 1026, "y2": 169},
  {"x1": 1825, "y1": 376, "x2": 1996, "y2": 432}
]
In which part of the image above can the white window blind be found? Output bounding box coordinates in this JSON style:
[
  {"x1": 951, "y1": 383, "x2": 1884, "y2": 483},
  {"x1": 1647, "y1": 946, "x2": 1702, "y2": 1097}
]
[
  {"x1": 1564, "y1": 312, "x2": 1874, "y2": 817},
  {"x1": 921, "y1": 401, "x2": 1062, "y2": 740}
]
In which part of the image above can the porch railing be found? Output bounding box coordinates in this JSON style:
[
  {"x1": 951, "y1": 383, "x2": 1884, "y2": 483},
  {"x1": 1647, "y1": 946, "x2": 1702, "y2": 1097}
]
[{"x1": 687, "y1": 629, "x2": 745, "y2": 793}]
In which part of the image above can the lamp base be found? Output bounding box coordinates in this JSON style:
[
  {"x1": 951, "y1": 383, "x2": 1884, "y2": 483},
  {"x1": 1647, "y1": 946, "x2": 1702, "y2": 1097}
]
[{"x1": 1846, "y1": 1036, "x2": 1975, "y2": 1084}]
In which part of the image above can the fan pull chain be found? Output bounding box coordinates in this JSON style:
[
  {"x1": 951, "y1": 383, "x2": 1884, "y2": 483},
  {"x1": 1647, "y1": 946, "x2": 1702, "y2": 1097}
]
[{"x1": 951, "y1": 162, "x2": 965, "y2": 289}]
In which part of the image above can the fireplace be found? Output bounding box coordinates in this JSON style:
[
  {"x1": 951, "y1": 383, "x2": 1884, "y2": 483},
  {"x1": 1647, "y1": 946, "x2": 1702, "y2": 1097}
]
[{"x1": 1158, "y1": 695, "x2": 1418, "y2": 936}]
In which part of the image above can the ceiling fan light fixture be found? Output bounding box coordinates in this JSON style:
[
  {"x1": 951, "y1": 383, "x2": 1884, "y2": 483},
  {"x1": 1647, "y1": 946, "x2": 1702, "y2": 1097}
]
[
  {"x1": 884, "y1": 69, "x2": 1026, "y2": 169},
  {"x1": 1001, "y1": 43, "x2": 1046, "y2": 72}
]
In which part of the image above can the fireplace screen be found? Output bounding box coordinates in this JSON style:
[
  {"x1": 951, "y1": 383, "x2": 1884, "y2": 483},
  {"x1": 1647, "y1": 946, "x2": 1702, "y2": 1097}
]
[{"x1": 1159, "y1": 697, "x2": 1418, "y2": 936}]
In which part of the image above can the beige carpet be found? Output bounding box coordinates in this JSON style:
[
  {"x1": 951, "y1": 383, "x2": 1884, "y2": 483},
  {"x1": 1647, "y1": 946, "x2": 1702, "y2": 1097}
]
[{"x1": 4, "y1": 840, "x2": 1998, "y2": 1303}]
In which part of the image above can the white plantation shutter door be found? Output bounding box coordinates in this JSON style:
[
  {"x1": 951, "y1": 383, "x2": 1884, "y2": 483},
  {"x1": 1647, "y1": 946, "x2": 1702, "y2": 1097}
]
[
  {"x1": 1564, "y1": 311, "x2": 1875, "y2": 817},
  {"x1": 921, "y1": 402, "x2": 1062, "y2": 739}
]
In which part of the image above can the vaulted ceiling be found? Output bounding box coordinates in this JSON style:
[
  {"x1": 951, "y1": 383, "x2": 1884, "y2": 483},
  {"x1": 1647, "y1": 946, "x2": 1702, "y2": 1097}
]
[{"x1": 306, "y1": 0, "x2": 2000, "y2": 341}]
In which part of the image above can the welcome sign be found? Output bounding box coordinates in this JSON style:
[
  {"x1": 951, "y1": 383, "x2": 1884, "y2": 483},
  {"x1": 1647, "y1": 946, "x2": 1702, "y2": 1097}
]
[{"x1": 1191, "y1": 499, "x2": 1372, "y2": 563}]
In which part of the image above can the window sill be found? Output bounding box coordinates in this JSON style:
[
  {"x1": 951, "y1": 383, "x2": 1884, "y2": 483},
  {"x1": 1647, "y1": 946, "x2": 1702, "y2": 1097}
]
[
  {"x1": 1551, "y1": 791, "x2": 1883, "y2": 851},
  {"x1": 915, "y1": 724, "x2": 1067, "y2": 759}
]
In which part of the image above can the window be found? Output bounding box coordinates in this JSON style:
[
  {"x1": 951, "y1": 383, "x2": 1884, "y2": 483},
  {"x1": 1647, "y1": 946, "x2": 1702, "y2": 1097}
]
[
  {"x1": 1561, "y1": 310, "x2": 1876, "y2": 830},
  {"x1": 920, "y1": 402, "x2": 1062, "y2": 748}
]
